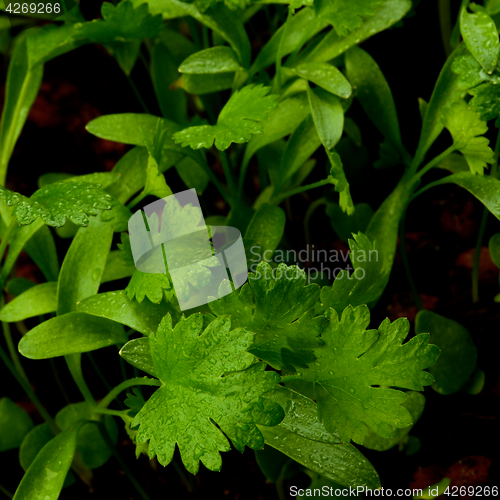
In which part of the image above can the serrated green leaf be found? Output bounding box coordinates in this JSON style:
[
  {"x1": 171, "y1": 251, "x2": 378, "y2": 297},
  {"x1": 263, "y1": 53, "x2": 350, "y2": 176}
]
[
  {"x1": 0, "y1": 178, "x2": 113, "y2": 227},
  {"x1": 451, "y1": 54, "x2": 493, "y2": 90},
  {"x1": 132, "y1": 314, "x2": 283, "y2": 474},
  {"x1": 300, "y1": 305, "x2": 439, "y2": 443},
  {"x1": 0, "y1": 282, "x2": 57, "y2": 322},
  {"x1": 173, "y1": 84, "x2": 278, "y2": 150},
  {"x1": 210, "y1": 262, "x2": 326, "y2": 370},
  {"x1": 415, "y1": 311, "x2": 477, "y2": 395},
  {"x1": 327, "y1": 149, "x2": 354, "y2": 215},
  {"x1": 18, "y1": 312, "x2": 128, "y2": 359},
  {"x1": 442, "y1": 100, "x2": 494, "y2": 175},
  {"x1": 0, "y1": 397, "x2": 34, "y2": 452},
  {"x1": 460, "y1": 7, "x2": 500, "y2": 75},
  {"x1": 290, "y1": 63, "x2": 351, "y2": 99},
  {"x1": 179, "y1": 46, "x2": 242, "y2": 74},
  {"x1": 469, "y1": 82, "x2": 500, "y2": 121},
  {"x1": 77, "y1": 291, "x2": 179, "y2": 336},
  {"x1": 125, "y1": 271, "x2": 172, "y2": 304},
  {"x1": 317, "y1": 0, "x2": 385, "y2": 36}
]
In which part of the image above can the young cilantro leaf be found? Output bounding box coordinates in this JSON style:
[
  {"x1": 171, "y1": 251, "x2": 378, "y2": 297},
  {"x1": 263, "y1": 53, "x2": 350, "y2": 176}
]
[
  {"x1": 125, "y1": 271, "x2": 172, "y2": 304},
  {"x1": 210, "y1": 262, "x2": 326, "y2": 370},
  {"x1": 327, "y1": 150, "x2": 354, "y2": 215},
  {"x1": 132, "y1": 313, "x2": 283, "y2": 474},
  {"x1": 173, "y1": 84, "x2": 279, "y2": 150},
  {"x1": 299, "y1": 305, "x2": 439, "y2": 444},
  {"x1": 317, "y1": 0, "x2": 385, "y2": 37},
  {"x1": 441, "y1": 100, "x2": 494, "y2": 175},
  {"x1": 469, "y1": 83, "x2": 500, "y2": 121},
  {"x1": 0, "y1": 180, "x2": 113, "y2": 227}
]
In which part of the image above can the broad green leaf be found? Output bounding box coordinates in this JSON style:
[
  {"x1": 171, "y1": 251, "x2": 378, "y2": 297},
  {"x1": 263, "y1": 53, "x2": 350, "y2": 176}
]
[
  {"x1": 300, "y1": 305, "x2": 439, "y2": 443},
  {"x1": 77, "y1": 291, "x2": 178, "y2": 336},
  {"x1": 0, "y1": 282, "x2": 57, "y2": 322},
  {"x1": 173, "y1": 84, "x2": 278, "y2": 150},
  {"x1": 0, "y1": 37, "x2": 43, "y2": 185},
  {"x1": 441, "y1": 100, "x2": 494, "y2": 175},
  {"x1": 308, "y1": 86, "x2": 344, "y2": 150},
  {"x1": 242, "y1": 93, "x2": 310, "y2": 173},
  {"x1": 132, "y1": 314, "x2": 283, "y2": 474},
  {"x1": 362, "y1": 391, "x2": 425, "y2": 451},
  {"x1": 18, "y1": 312, "x2": 128, "y2": 359},
  {"x1": 13, "y1": 425, "x2": 80, "y2": 500},
  {"x1": 460, "y1": 7, "x2": 500, "y2": 74},
  {"x1": 258, "y1": 425, "x2": 380, "y2": 489},
  {"x1": 275, "y1": 115, "x2": 321, "y2": 193},
  {"x1": 0, "y1": 179, "x2": 114, "y2": 227},
  {"x1": 430, "y1": 171, "x2": 500, "y2": 220},
  {"x1": 179, "y1": 71, "x2": 236, "y2": 94},
  {"x1": 326, "y1": 203, "x2": 374, "y2": 243},
  {"x1": 345, "y1": 46, "x2": 404, "y2": 157},
  {"x1": 250, "y1": 7, "x2": 327, "y2": 75},
  {"x1": 317, "y1": 0, "x2": 384, "y2": 36},
  {"x1": 119, "y1": 337, "x2": 156, "y2": 377},
  {"x1": 300, "y1": 0, "x2": 412, "y2": 64},
  {"x1": 125, "y1": 271, "x2": 172, "y2": 304},
  {"x1": 179, "y1": 46, "x2": 242, "y2": 74},
  {"x1": 57, "y1": 215, "x2": 115, "y2": 315},
  {"x1": 244, "y1": 204, "x2": 286, "y2": 263},
  {"x1": 327, "y1": 150, "x2": 354, "y2": 215},
  {"x1": 55, "y1": 402, "x2": 118, "y2": 469},
  {"x1": 290, "y1": 63, "x2": 351, "y2": 99},
  {"x1": 415, "y1": 311, "x2": 477, "y2": 395},
  {"x1": 210, "y1": 262, "x2": 326, "y2": 369},
  {"x1": 413, "y1": 43, "x2": 468, "y2": 169},
  {"x1": 5, "y1": 278, "x2": 35, "y2": 296},
  {"x1": 0, "y1": 397, "x2": 34, "y2": 451}
]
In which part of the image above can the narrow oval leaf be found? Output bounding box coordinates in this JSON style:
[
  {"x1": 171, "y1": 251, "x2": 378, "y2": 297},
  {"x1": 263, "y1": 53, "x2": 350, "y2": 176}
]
[
  {"x1": 0, "y1": 282, "x2": 57, "y2": 322},
  {"x1": 13, "y1": 426, "x2": 79, "y2": 500},
  {"x1": 258, "y1": 425, "x2": 380, "y2": 489},
  {"x1": 415, "y1": 310, "x2": 477, "y2": 395},
  {"x1": 489, "y1": 233, "x2": 500, "y2": 268},
  {"x1": 308, "y1": 86, "x2": 344, "y2": 150},
  {"x1": 179, "y1": 46, "x2": 241, "y2": 74},
  {"x1": 19, "y1": 312, "x2": 128, "y2": 359},
  {"x1": 460, "y1": 8, "x2": 500, "y2": 74},
  {"x1": 180, "y1": 72, "x2": 236, "y2": 94},
  {"x1": 77, "y1": 291, "x2": 177, "y2": 336},
  {"x1": 119, "y1": 338, "x2": 156, "y2": 377},
  {"x1": 291, "y1": 62, "x2": 352, "y2": 98},
  {"x1": 0, "y1": 398, "x2": 34, "y2": 452},
  {"x1": 345, "y1": 46, "x2": 403, "y2": 154}
]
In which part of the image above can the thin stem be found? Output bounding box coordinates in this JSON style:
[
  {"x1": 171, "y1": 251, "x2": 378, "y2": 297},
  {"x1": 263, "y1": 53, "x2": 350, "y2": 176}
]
[
  {"x1": 0, "y1": 342, "x2": 59, "y2": 435},
  {"x1": 49, "y1": 359, "x2": 72, "y2": 405},
  {"x1": 0, "y1": 483, "x2": 13, "y2": 499},
  {"x1": 125, "y1": 73, "x2": 151, "y2": 114},
  {"x1": 280, "y1": 375, "x2": 304, "y2": 383},
  {"x1": 201, "y1": 161, "x2": 233, "y2": 207},
  {"x1": 272, "y1": 178, "x2": 333, "y2": 205},
  {"x1": 413, "y1": 145, "x2": 455, "y2": 180},
  {"x1": 93, "y1": 407, "x2": 128, "y2": 417},
  {"x1": 97, "y1": 377, "x2": 161, "y2": 411},
  {"x1": 304, "y1": 198, "x2": 327, "y2": 246},
  {"x1": 219, "y1": 150, "x2": 237, "y2": 199},
  {"x1": 399, "y1": 215, "x2": 424, "y2": 310},
  {"x1": 471, "y1": 129, "x2": 500, "y2": 302},
  {"x1": 202, "y1": 24, "x2": 210, "y2": 49},
  {"x1": 65, "y1": 354, "x2": 96, "y2": 406},
  {"x1": 438, "y1": 0, "x2": 452, "y2": 57},
  {"x1": 126, "y1": 190, "x2": 147, "y2": 210},
  {"x1": 2, "y1": 318, "x2": 29, "y2": 385}
]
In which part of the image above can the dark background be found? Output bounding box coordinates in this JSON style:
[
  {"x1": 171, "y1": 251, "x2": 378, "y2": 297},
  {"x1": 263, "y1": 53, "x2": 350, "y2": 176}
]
[{"x1": 1, "y1": 0, "x2": 499, "y2": 498}]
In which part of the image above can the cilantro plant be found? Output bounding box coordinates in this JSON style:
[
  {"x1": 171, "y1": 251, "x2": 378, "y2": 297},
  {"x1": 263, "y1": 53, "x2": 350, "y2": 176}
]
[{"x1": 0, "y1": 0, "x2": 498, "y2": 498}]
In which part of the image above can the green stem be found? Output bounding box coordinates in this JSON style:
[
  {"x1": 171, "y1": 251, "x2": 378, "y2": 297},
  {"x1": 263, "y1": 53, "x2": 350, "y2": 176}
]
[
  {"x1": 471, "y1": 129, "x2": 500, "y2": 302},
  {"x1": 2, "y1": 317, "x2": 29, "y2": 385},
  {"x1": 304, "y1": 198, "x2": 327, "y2": 246},
  {"x1": 219, "y1": 150, "x2": 237, "y2": 200},
  {"x1": 438, "y1": 0, "x2": 452, "y2": 57},
  {"x1": 0, "y1": 483, "x2": 13, "y2": 499},
  {"x1": 125, "y1": 73, "x2": 151, "y2": 115},
  {"x1": 0, "y1": 220, "x2": 17, "y2": 274},
  {"x1": 201, "y1": 160, "x2": 233, "y2": 207},
  {"x1": 399, "y1": 214, "x2": 424, "y2": 310},
  {"x1": 126, "y1": 191, "x2": 147, "y2": 210},
  {"x1": 0, "y1": 342, "x2": 59, "y2": 435},
  {"x1": 280, "y1": 375, "x2": 304, "y2": 383},
  {"x1": 273, "y1": 6, "x2": 293, "y2": 93},
  {"x1": 96, "y1": 377, "x2": 161, "y2": 411},
  {"x1": 272, "y1": 178, "x2": 333, "y2": 205},
  {"x1": 202, "y1": 24, "x2": 210, "y2": 49},
  {"x1": 412, "y1": 145, "x2": 455, "y2": 180},
  {"x1": 66, "y1": 354, "x2": 96, "y2": 406}
]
